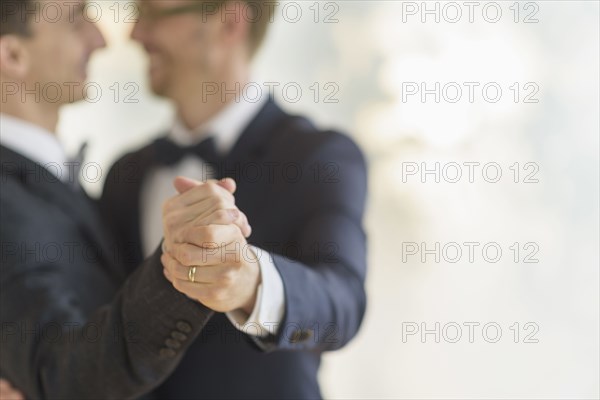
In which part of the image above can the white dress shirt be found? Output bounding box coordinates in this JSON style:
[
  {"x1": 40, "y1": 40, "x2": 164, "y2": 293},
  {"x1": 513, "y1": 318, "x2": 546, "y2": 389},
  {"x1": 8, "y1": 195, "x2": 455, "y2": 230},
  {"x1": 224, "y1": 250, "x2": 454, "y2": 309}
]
[
  {"x1": 139, "y1": 95, "x2": 285, "y2": 337},
  {"x1": 0, "y1": 114, "x2": 70, "y2": 183}
]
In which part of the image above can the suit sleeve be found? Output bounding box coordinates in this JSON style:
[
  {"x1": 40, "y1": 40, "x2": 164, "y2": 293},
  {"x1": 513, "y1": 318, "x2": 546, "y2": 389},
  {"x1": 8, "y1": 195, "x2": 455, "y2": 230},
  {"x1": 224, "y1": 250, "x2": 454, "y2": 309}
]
[
  {"x1": 256, "y1": 132, "x2": 368, "y2": 352},
  {"x1": 0, "y1": 203, "x2": 214, "y2": 399}
]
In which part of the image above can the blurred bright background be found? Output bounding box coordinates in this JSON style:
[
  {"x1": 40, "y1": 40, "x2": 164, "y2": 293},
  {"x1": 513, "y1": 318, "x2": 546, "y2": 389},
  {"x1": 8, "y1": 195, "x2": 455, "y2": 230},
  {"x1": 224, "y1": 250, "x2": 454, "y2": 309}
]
[{"x1": 57, "y1": 1, "x2": 599, "y2": 398}]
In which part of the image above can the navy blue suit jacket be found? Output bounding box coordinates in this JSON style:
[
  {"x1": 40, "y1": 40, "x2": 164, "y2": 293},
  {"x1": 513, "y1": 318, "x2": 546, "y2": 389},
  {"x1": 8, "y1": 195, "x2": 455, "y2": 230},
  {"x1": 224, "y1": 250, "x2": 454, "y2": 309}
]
[{"x1": 100, "y1": 99, "x2": 369, "y2": 399}]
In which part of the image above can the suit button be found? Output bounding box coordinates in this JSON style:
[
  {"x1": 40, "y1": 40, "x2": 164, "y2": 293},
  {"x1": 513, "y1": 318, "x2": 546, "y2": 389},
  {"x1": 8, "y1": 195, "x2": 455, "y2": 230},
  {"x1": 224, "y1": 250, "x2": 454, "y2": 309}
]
[
  {"x1": 176, "y1": 320, "x2": 192, "y2": 333},
  {"x1": 171, "y1": 331, "x2": 187, "y2": 341},
  {"x1": 299, "y1": 329, "x2": 313, "y2": 342},
  {"x1": 159, "y1": 348, "x2": 176, "y2": 358},
  {"x1": 165, "y1": 338, "x2": 182, "y2": 350},
  {"x1": 290, "y1": 330, "x2": 302, "y2": 343},
  {"x1": 290, "y1": 329, "x2": 313, "y2": 343}
]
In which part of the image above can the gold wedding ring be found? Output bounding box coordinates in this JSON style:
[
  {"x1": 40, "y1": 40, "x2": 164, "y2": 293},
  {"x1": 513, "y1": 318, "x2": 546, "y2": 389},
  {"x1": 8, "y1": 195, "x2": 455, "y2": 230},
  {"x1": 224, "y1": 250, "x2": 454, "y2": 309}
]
[{"x1": 188, "y1": 266, "x2": 197, "y2": 283}]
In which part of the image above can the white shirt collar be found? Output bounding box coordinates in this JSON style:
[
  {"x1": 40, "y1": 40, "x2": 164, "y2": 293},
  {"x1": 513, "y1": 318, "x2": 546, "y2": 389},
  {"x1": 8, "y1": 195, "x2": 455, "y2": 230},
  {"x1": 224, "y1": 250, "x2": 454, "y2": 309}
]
[
  {"x1": 0, "y1": 113, "x2": 69, "y2": 181},
  {"x1": 170, "y1": 90, "x2": 268, "y2": 155}
]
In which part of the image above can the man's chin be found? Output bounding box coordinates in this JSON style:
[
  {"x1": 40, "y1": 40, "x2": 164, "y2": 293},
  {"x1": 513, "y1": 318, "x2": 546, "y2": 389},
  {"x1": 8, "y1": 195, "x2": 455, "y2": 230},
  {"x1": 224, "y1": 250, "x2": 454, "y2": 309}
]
[
  {"x1": 149, "y1": 80, "x2": 170, "y2": 98},
  {"x1": 148, "y1": 64, "x2": 174, "y2": 97},
  {"x1": 54, "y1": 78, "x2": 87, "y2": 104}
]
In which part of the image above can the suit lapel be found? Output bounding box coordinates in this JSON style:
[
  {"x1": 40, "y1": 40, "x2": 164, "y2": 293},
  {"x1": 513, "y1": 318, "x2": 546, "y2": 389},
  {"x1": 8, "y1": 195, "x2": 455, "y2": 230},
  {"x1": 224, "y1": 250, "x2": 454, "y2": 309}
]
[
  {"x1": 1, "y1": 146, "x2": 123, "y2": 281},
  {"x1": 226, "y1": 98, "x2": 289, "y2": 165},
  {"x1": 224, "y1": 99, "x2": 303, "y2": 210}
]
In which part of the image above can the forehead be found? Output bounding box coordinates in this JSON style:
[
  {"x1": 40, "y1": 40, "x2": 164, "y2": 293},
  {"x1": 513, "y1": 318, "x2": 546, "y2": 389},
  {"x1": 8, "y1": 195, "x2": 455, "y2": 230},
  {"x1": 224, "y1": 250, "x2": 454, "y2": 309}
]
[
  {"x1": 32, "y1": 0, "x2": 85, "y2": 21},
  {"x1": 37, "y1": 0, "x2": 85, "y2": 10}
]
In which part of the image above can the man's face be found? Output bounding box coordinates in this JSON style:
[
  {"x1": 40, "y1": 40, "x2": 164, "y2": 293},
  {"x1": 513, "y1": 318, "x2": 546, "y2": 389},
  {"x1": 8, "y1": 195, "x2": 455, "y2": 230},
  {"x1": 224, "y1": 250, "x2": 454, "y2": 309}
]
[
  {"x1": 130, "y1": 0, "x2": 232, "y2": 100},
  {"x1": 19, "y1": 0, "x2": 106, "y2": 104}
]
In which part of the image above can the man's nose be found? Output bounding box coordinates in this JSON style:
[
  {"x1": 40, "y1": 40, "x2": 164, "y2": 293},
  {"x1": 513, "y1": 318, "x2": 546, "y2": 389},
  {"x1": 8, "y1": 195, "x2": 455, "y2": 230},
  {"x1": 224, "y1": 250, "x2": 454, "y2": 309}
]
[
  {"x1": 88, "y1": 22, "x2": 107, "y2": 51},
  {"x1": 130, "y1": 19, "x2": 145, "y2": 44}
]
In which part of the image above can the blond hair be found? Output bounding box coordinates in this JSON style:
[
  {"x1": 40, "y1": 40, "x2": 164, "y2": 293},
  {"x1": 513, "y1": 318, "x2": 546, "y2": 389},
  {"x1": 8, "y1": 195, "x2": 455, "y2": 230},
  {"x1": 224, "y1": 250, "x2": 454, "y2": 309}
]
[{"x1": 206, "y1": 0, "x2": 276, "y2": 57}]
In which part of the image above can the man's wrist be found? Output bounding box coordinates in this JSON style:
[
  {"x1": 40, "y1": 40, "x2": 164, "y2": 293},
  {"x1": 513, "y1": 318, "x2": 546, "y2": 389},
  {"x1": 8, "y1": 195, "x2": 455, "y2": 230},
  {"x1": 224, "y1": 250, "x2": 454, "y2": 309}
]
[{"x1": 240, "y1": 246, "x2": 261, "y2": 314}]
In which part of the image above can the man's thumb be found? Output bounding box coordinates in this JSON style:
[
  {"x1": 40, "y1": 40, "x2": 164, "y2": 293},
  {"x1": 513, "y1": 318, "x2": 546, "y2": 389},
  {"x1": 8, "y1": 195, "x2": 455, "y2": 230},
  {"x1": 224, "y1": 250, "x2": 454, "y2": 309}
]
[
  {"x1": 218, "y1": 177, "x2": 236, "y2": 194},
  {"x1": 173, "y1": 176, "x2": 237, "y2": 194},
  {"x1": 173, "y1": 176, "x2": 201, "y2": 194}
]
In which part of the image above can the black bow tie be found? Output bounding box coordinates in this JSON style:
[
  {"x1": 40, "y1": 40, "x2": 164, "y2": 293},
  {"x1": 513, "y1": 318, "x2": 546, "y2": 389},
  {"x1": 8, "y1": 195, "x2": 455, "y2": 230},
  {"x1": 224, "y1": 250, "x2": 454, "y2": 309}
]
[{"x1": 153, "y1": 136, "x2": 221, "y2": 167}]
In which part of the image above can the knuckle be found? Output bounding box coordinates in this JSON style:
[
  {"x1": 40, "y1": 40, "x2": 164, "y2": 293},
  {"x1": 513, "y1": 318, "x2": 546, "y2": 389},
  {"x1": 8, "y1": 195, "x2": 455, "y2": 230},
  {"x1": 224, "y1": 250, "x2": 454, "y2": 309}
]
[
  {"x1": 213, "y1": 288, "x2": 227, "y2": 302},
  {"x1": 215, "y1": 209, "x2": 230, "y2": 221},
  {"x1": 180, "y1": 225, "x2": 193, "y2": 242},
  {"x1": 176, "y1": 266, "x2": 186, "y2": 280},
  {"x1": 231, "y1": 256, "x2": 243, "y2": 268},
  {"x1": 164, "y1": 257, "x2": 173, "y2": 271},
  {"x1": 178, "y1": 249, "x2": 193, "y2": 266},
  {"x1": 195, "y1": 225, "x2": 211, "y2": 241},
  {"x1": 220, "y1": 269, "x2": 235, "y2": 286},
  {"x1": 196, "y1": 227, "x2": 218, "y2": 248},
  {"x1": 214, "y1": 198, "x2": 228, "y2": 209},
  {"x1": 162, "y1": 198, "x2": 175, "y2": 215},
  {"x1": 172, "y1": 279, "x2": 181, "y2": 291},
  {"x1": 204, "y1": 287, "x2": 218, "y2": 302},
  {"x1": 204, "y1": 227, "x2": 218, "y2": 244},
  {"x1": 205, "y1": 182, "x2": 220, "y2": 196},
  {"x1": 231, "y1": 224, "x2": 244, "y2": 239},
  {"x1": 164, "y1": 213, "x2": 178, "y2": 230}
]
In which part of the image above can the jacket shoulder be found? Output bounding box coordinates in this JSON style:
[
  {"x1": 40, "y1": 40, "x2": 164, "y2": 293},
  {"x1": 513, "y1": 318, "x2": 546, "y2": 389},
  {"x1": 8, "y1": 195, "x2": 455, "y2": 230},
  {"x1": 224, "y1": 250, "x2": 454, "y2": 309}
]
[
  {"x1": 270, "y1": 114, "x2": 366, "y2": 165},
  {"x1": 102, "y1": 138, "x2": 163, "y2": 190}
]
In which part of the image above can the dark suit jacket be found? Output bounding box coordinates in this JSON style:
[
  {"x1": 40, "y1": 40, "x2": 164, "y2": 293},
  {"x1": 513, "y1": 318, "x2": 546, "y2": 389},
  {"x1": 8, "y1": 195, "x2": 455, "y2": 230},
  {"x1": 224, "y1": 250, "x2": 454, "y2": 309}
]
[
  {"x1": 100, "y1": 99, "x2": 369, "y2": 399},
  {"x1": 0, "y1": 146, "x2": 215, "y2": 399}
]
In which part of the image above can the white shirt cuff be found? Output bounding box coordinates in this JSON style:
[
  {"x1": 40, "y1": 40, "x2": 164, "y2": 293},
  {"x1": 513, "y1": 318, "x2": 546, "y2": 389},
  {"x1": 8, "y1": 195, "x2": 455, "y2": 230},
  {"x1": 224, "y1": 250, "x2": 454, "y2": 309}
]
[{"x1": 225, "y1": 245, "x2": 285, "y2": 338}]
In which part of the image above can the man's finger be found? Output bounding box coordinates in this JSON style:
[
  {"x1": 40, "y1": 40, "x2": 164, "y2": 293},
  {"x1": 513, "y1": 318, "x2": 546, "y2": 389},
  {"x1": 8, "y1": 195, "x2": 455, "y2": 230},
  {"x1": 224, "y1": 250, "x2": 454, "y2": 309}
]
[
  {"x1": 168, "y1": 232, "x2": 242, "y2": 266},
  {"x1": 162, "y1": 243, "x2": 242, "y2": 269},
  {"x1": 194, "y1": 209, "x2": 252, "y2": 238},
  {"x1": 172, "y1": 224, "x2": 242, "y2": 250},
  {"x1": 174, "y1": 176, "x2": 236, "y2": 196},
  {"x1": 218, "y1": 177, "x2": 236, "y2": 194},
  {"x1": 173, "y1": 176, "x2": 200, "y2": 194},
  {"x1": 162, "y1": 252, "x2": 228, "y2": 283},
  {"x1": 171, "y1": 180, "x2": 235, "y2": 209}
]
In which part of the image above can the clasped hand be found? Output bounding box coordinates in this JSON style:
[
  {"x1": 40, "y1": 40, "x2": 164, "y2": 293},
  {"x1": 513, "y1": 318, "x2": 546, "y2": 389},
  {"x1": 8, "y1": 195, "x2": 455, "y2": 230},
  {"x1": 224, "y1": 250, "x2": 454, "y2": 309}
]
[{"x1": 161, "y1": 177, "x2": 260, "y2": 315}]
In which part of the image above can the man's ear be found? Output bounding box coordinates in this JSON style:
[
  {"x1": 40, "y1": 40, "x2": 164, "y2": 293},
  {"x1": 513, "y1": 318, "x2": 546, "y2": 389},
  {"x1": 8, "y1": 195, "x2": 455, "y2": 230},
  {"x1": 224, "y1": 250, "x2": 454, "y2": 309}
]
[{"x1": 0, "y1": 35, "x2": 30, "y2": 79}]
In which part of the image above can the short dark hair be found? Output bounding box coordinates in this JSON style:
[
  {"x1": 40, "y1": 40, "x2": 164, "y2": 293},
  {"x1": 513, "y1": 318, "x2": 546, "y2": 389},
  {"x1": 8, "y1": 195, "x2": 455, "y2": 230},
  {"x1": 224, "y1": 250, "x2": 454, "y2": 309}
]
[{"x1": 0, "y1": 0, "x2": 34, "y2": 37}]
